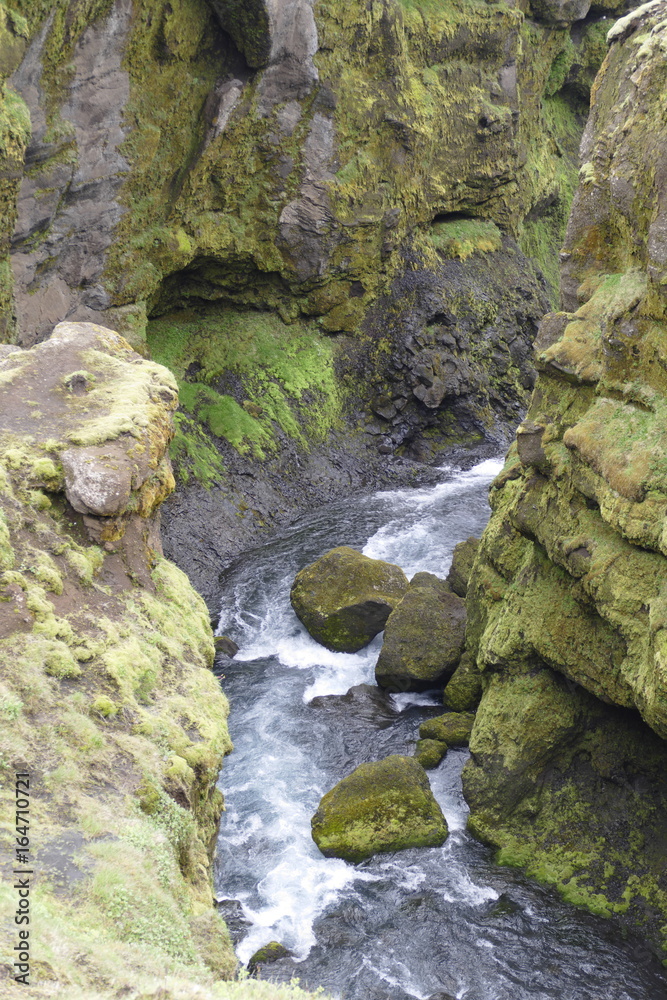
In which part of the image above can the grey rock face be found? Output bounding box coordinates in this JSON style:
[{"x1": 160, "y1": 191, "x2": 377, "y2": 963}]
[{"x1": 10, "y1": 1, "x2": 132, "y2": 347}]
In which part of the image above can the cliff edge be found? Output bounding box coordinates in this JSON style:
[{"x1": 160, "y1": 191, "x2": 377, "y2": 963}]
[
  {"x1": 0, "y1": 323, "x2": 320, "y2": 997},
  {"x1": 465, "y1": 0, "x2": 667, "y2": 956}
]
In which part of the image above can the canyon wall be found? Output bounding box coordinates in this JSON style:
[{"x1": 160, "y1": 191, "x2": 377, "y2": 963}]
[
  {"x1": 0, "y1": 322, "x2": 329, "y2": 998},
  {"x1": 465, "y1": 0, "x2": 667, "y2": 955},
  {"x1": 0, "y1": 0, "x2": 618, "y2": 602}
]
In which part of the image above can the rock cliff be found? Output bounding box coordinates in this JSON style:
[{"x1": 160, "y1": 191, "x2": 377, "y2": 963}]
[
  {"x1": 465, "y1": 0, "x2": 667, "y2": 955},
  {"x1": 0, "y1": 0, "x2": 620, "y2": 602},
  {"x1": 0, "y1": 321, "x2": 317, "y2": 997}
]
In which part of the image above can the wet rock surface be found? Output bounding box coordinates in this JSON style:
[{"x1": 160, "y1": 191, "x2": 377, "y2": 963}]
[
  {"x1": 375, "y1": 572, "x2": 466, "y2": 691},
  {"x1": 291, "y1": 546, "x2": 409, "y2": 653},
  {"x1": 311, "y1": 755, "x2": 448, "y2": 862}
]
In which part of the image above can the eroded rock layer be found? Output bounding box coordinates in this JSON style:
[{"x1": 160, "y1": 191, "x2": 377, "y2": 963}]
[{"x1": 465, "y1": 0, "x2": 667, "y2": 953}]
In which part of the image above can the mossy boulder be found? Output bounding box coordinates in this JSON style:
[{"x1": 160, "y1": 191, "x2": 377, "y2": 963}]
[
  {"x1": 442, "y1": 653, "x2": 483, "y2": 712},
  {"x1": 247, "y1": 941, "x2": 293, "y2": 976},
  {"x1": 290, "y1": 546, "x2": 409, "y2": 652},
  {"x1": 414, "y1": 739, "x2": 448, "y2": 770},
  {"x1": 419, "y1": 712, "x2": 475, "y2": 746},
  {"x1": 311, "y1": 755, "x2": 448, "y2": 862},
  {"x1": 446, "y1": 537, "x2": 479, "y2": 597},
  {"x1": 375, "y1": 572, "x2": 466, "y2": 691}
]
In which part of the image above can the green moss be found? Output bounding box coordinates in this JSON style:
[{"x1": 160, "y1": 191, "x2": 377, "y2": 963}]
[
  {"x1": 169, "y1": 412, "x2": 225, "y2": 486},
  {"x1": 91, "y1": 695, "x2": 118, "y2": 717},
  {"x1": 0, "y1": 84, "x2": 30, "y2": 156},
  {"x1": 291, "y1": 546, "x2": 409, "y2": 653},
  {"x1": 179, "y1": 383, "x2": 272, "y2": 459},
  {"x1": 414, "y1": 738, "x2": 448, "y2": 769},
  {"x1": 430, "y1": 218, "x2": 502, "y2": 260},
  {"x1": 312, "y1": 755, "x2": 448, "y2": 862},
  {"x1": 519, "y1": 94, "x2": 581, "y2": 303},
  {"x1": 42, "y1": 640, "x2": 82, "y2": 678},
  {"x1": 148, "y1": 305, "x2": 342, "y2": 478}
]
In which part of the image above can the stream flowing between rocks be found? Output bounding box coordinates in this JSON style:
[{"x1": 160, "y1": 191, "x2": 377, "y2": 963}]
[{"x1": 213, "y1": 459, "x2": 667, "y2": 1000}]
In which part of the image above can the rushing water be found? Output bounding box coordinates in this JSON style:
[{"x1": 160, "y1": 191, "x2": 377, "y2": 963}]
[{"x1": 213, "y1": 459, "x2": 667, "y2": 1000}]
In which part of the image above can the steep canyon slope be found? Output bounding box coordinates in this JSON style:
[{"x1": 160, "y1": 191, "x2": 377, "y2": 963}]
[{"x1": 465, "y1": 0, "x2": 667, "y2": 957}]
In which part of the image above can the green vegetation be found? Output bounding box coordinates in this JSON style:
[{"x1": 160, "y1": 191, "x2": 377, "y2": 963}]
[
  {"x1": 464, "y1": 669, "x2": 667, "y2": 949},
  {"x1": 148, "y1": 306, "x2": 342, "y2": 480},
  {"x1": 519, "y1": 95, "x2": 581, "y2": 303},
  {"x1": 430, "y1": 218, "x2": 502, "y2": 260}
]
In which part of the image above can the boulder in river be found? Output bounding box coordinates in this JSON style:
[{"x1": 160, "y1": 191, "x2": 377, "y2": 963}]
[
  {"x1": 419, "y1": 712, "x2": 475, "y2": 746},
  {"x1": 247, "y1": 940, "x2": 293, "y2": 976},
  {"x1": 375, "y1": 572, "x2": 466, "y2": 690},
  {"x1": 290, "y1": 546, "x2": 409, "y2": 652},
  {"x1": 446, "y1": 537, "x2": 479, "y2": 597},
  {"x1": 311, "y1": 754, "x2": 448, "y2": 862},
  {"x1": 414, "y1": 738, "x2": 448, "y2": 770}
]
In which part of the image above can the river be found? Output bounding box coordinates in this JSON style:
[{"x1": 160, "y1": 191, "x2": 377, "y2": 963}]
[{"x1": 213, "y1": 458, "x2": 667, "y2": 1000}]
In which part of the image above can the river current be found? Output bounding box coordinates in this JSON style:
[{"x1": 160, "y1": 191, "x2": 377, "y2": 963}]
[{"x1": 213, "y1": 459, "x2": 667, "y2": 1000}]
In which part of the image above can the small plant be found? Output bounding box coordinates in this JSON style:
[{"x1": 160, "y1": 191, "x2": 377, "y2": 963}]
[{"x1": 0, "y1": 695, "x2": 23, "y2": 719}]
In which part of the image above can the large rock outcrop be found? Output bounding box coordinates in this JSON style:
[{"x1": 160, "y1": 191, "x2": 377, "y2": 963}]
[
  {"x1": 465, "y1": 0, "x2": 667, "y2": 955},
  {"x1": 0, "y1": 322, "x2": 242, "y2": 993}
]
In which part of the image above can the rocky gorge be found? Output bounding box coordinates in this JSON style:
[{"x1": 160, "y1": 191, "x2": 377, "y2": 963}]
[{"x1": 2, "y1": 0, "x2": 667, "y2": 997}]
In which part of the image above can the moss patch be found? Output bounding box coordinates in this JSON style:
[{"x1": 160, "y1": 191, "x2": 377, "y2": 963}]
[{"x1": 148, "y1": 305, "x2": 342, "y2": 479}]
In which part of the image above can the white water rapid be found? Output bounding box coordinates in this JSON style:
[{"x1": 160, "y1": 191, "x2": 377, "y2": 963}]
[{"x1": 213, "y1": 459, "x2": 667, "y2": 1000}]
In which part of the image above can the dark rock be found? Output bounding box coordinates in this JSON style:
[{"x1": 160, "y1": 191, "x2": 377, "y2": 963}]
[
  {"x1": 446, "y1": 537, "x2": 479, "y2": 597},
  {"x1": 516, "y1": 420, "x2": 547, "y2": 469},
  {"x1": 214, "y1": 635, "x2": 239, "y2": 657},
  {"x1": 214, "y1": 898, "x2": 251, "y2": 945},
  {"x1": 311, "y1": 755, "x2": 448, "y2": 862},
  {"x1": 206, "y1": 0, "x2": 271, "y2": 68},
  {"x1": 375, "y1": 573, "x2": 466, "y2": 690},
  {"x1": 247, "y1": 940, "x2": 293, "y2": 976},
  {"x1": 290, "y1": 546, "x2": 409, "y2": 653}
]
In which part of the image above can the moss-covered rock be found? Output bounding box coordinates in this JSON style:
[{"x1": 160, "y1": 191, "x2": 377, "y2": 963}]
[
  {"x1": 375, "y1": 571, "x2": 466, "y2": 690},
  {"x1": 442, "y1": 652, "x2": 483, "y2": 711},
  {"x1": 463, "y1": 666, "x2": 667, "y2": 953},
  {"x1": 311, "y1": 754, "x2": 448, "y2": 862},
  {"x1": 419, "y1": 712, "x2": 475, "y2": 746},
  {"x1": 446, "y1": 537, "x2": 479, "y2": 597},
  {"x1": 290, "y1": 546, "x2": 408, "y2": 652},
  {"x1": 247, "y1": 940, "x2": 293, "y2": 976},
  {"x1": 414, "y1": 738, "x2": 448, "y2": 770},
  {"x1": 0, "y1": 321, "x2": 244, "y2": 994},
  {"x1": 464, "y1": 2, "x2": 667, "y2": 953}
]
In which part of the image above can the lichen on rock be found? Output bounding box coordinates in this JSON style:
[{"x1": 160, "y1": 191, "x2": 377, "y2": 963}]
[
  {"x1": 290, "y1": 545, "x2": 409, "y2": 652},
  {"x1": 311, "y1": 754, "x2": 448, "y2": 863},
  {"x1": 465, "y1": 0, "x2": 667, "y2": 955}
]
